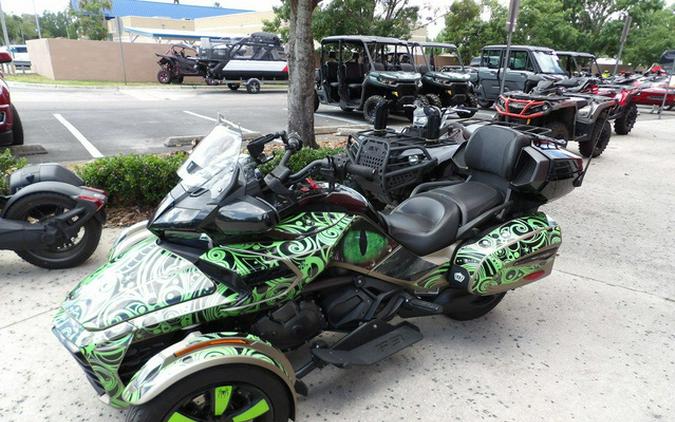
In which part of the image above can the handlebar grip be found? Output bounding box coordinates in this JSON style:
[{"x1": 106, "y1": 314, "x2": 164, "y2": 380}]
[{"x1": 345, "y1": 162, "x2": 376, "y2": 180}]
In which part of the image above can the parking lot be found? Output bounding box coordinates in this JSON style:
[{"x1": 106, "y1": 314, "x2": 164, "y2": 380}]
[
  {"x1": 11, "y1": 83, "x2": 501, "y2": 163},
  {"x1": 1, "y1": 85, "x2": 675, "y2": 421}
]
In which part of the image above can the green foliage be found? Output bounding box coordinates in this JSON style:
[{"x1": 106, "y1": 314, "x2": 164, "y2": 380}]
[
  {"x1": 72, "y1": 0, "x2": 111, "y2": 41},
  {"x1": 439, "y1": 0, "x2": 675, "y2": 67},
  {"x1": 76, "y1": 152, "x2": 186, "y2": 207},
  {"x1": 258, "y1": 146, "x2": 345, "y2": 175},
  {"x1": 263, "y1": 0, "x2": 420, "y2": 43},
  {"x1": 0, "y1": 149, "x2": 28, "y2": 195}
]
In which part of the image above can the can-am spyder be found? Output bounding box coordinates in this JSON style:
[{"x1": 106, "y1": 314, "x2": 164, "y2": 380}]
[{"x1": 53, "y1": 123, "x2": 587, "y2": 422}]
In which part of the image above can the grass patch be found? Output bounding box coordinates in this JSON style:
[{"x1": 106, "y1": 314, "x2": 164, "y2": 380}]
[{"x1": 4, "y1": 73, "x2": 202, "y2": 88}]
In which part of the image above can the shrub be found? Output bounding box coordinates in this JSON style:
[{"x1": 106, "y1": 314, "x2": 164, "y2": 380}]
[
  {"x1": 259, "y1": 146, "x2": 345, "y2": 175},
  {"x1": 77, "y1": 152, "x2": 187, "y2": 207},
  {"x1": 0, "y1": 149, "x2": 28, "y2": 195}
]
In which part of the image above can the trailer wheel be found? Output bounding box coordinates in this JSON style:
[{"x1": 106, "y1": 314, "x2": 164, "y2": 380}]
[
  {"x1": 157, "y1": 70, "x2": 171, "y2": 84},
  {"x1": 246, "y1": 79, "x2": 261, "y2": 94},
  {"x1": 227, "y1": 83, "x2": 241, "y2": 91}
]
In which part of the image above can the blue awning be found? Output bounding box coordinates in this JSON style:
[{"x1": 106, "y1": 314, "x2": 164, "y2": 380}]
[{"x1": 70, "y1": 0, "x2": 253, "y2": 20}]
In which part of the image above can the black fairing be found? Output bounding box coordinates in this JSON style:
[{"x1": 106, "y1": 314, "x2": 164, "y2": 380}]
[{"x1": 215, "y1": 196, "x2": 278, "y2": 234}]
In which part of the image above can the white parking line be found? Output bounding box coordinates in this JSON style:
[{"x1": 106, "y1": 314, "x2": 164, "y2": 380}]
[
  {"x1": 53, "y1": 113, "x2": 104, "y2": 158},
  {"x1": 183, "y1": 110, "x2": 254, "y2": 133}
]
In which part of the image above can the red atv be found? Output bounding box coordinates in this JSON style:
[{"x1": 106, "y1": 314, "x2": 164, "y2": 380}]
[{"x1": 0, "y1": 50, "x2": 23, "y2": 146}]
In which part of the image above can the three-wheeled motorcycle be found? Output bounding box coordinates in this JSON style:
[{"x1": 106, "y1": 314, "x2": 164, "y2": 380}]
[{"x1": 53, "y1": 121, "x2": 587, "y2": 421}]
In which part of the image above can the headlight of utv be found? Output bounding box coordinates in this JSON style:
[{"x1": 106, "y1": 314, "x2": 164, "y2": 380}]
[
  {"x1": 377, "y1": 76, "x2": 397, "y2": 86},
  {"x1": 578, "y1": 104, "x2": 592, "y2": 117}
]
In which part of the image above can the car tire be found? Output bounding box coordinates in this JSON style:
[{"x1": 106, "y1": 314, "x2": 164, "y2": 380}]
[
  {"x1": 10, "y1": 104, "x2": 23, "y2": 146},
  {"x1": 579, "y1": 120, "x2": 611, "y2": 158},
  {"x1": 614, "y1": 103, "x2": 637, "y2": 135},
  {"x1": 363, "y1": 95, "x2": 384, "y2": 124},
  {"x1": 227, "y1": 83, "x2": 241, "y2": 91},
  {"x1": 313, "y1": 90, "x2": 320, "y2": 112},
  {"x1": 157, "y1": 70, "x2": 171, "y2": 84},
  {"x1": 125, "y1": 365, "x2": 291, "y2": 422}
]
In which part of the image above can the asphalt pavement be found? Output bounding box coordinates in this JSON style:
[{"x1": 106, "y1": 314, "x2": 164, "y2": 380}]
[{"x1": 1, "y1": 85, "x2": 674, "y2": 421}]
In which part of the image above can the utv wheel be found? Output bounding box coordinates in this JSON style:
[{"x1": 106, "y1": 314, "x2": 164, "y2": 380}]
[
  {"x1": 477, "y1": 99, "x2": 494, "y2": 109},
  {"x1": 172, "y1": 75, "x2": 184, "y2": 84},
  {"x1": 614, "y1": 103, "x2": 637, "y2": 135},
  {"x1": 157, "y1": 70, "x2": 172, "y2": 84},
  {"x1": 10, "y1": 104, "x2": 23, "y2": 146},
  {"x1": 579, "y1": 120, "x2": 611, "y2": 158},
  {"x1": 5, "y1": 193, "x2": 102, "y2": 269},
  {"x1": 313, "y1": 90, "x2": 320, "y2": 112},
  {"x1": 437, "y1": 289, "x2": 506, "y2": 321},
  {"x1": 425, "y1": 93, "x2": 442, "y2": 108},
  {"x1": 125, "y1": 365, "x2": 291, "y2": 422},
  {"x1": 363, "y1": 95, "x2": 384, "y2": 124},
  {"x1": 227, "y1": 83, "x2": 241, "y2": 91},
  {"x1": 246, "y1": 80, "x2": 261, "y2": 94},
  {"x1": 543, "y1": 121, "x2": 569, "y2": 140}
]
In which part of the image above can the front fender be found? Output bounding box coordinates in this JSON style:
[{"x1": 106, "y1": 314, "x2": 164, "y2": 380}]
[{"x1": 122, "y1": 332, "x2": 297, "y2": 416}]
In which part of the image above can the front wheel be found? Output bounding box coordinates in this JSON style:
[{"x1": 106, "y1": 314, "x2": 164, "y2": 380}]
[
  {"x1": 425, "y1": 93, "x2": 442, "y2": 108},
  {"x1": 157, "y1": 69, "x2": 172, "y2": 84},
  {"x1": 126, "y1": 365, "x2": 292, "y2": 422},
  {"x1": 5, "y1": 193, "x2": 102, "y2": 269},
  {"x1": 579, "y1": 120, "x2": 611, "y2": 158},
  {"x1": 10, "y1": 104, "x2": 23, "y2": 146},
  {"x1": 614, "y1": 103, "x2": 637, "y2": 135},
  {"x1": 437, "y1": 289, "x2": 506, "y2": 321},
  {"x1": 363, "y1": 95, "x2": 384, "y2": 124}
]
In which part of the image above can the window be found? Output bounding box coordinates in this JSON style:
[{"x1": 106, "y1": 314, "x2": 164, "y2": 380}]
[
  {"x1": 508, "y1": 51, "x2": 532, "y2": 71},
  {"x1": 481, "y1": 49, "x2": 502, "y2": 69}
]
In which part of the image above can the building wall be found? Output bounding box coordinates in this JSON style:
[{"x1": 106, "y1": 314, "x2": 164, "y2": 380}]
[
  {"x1": 26, "y1": 38, "x2": 173, "y2": 82},
  {"x1": 195, "y1": 11, "x2": 275, "y2": 34},
  {"x1": 108, "y1": 16, "x2": 197, "y2": 43}
]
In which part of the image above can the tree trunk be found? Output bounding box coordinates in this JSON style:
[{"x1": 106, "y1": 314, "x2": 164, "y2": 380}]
[{"x1": 287, "y1": 0, "x2": 318, "y2": 148}]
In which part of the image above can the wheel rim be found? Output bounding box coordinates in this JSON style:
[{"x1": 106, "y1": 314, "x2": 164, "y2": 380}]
[
  {"x1": 165, "y1": 383, "x2": 273, "y2": 422},
  {"x1": 249, "y1": 82, "x2": 260, "y2": 93},
  {"x1": 159, "y1": 72, "x2": 170, "y2": 83},
  {"x1": 23, "y1": 203, "x2": 90, "y2": 261}
]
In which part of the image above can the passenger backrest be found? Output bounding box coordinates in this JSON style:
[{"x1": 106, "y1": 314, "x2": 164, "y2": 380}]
[
  {"x1": 400, "y1": 63, "x2": 415, "y2": 72},
  {"x1": 464, "y1": 125, "x2": 530, "y2": 181},
  {"x1": 344, "y1": 62, "x2": 363, "y2": 83},
  {"x1": 326, "y1": 61, "x2": 338, "y2": 82}
]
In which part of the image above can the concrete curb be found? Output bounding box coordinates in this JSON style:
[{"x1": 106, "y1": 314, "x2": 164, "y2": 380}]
[
  {"x1": 7, "y1": 81, "x2": 289, "y2": 92},
  {"x1": 164, "y1": 125, "x2": 370, "y2": 147}
]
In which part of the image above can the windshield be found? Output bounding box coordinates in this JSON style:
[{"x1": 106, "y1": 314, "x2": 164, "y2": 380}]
[
  {"x1": 533, "y1": 51, "x2": 565, "y2": 74},
  {"x1": 177, "y1": 125, "x2": 242, "y2": 197}
]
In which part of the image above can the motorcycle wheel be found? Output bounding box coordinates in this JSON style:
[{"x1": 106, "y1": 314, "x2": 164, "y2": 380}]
[
  {"x1": 157, "y1": 70, "x2": 171, "y2": 84},
  {"x1": 437, "y1": 289, "x2": 506, "y2": 321},
  {"x1": 126, "y1": 365, "x2": 291, "y2": 422},
  {"x1": 5, "y1": 193, "x2": 102, "y2": 269},
  {"x1": 579, "y1": 120, "x2": 611, "y2": 158},
  {"x1": 614, "y1": 103, "x2": 637, "y2": 135}
]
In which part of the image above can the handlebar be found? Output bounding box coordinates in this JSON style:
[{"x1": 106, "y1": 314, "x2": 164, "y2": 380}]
[{"x1": 344, "y1": 162, "x2": 376, "y2": 180}]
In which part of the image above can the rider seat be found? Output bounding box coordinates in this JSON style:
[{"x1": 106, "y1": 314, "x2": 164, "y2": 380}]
[{"x1": 380, "y1": 125, "x2": 530, "y2": 256}]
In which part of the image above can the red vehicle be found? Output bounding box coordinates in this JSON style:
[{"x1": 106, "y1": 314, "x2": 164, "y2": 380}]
[{"x1": 0, "y1": 51, "x2": 23, "y2": 146}]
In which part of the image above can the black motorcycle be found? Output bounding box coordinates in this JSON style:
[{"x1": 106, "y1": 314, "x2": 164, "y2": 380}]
[{"x1": 0, "y1": 163, "x2": 107, "y2": 268}]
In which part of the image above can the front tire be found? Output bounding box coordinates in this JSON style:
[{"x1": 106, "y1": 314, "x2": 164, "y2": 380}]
[
  {"x1": 157, "y1": 69, "x2": 171, "y2": 84},
  {"x1": 363, "y1": 95, "x2": 384, "y2": 124},
  {"x1": 579, "y1": 120, "x2": 611, "y2": 158},
  {"x1": 126, "y1": 365, "x2": 292, "y2": 422},
  {"x1": 5, "y1": 193, "x2": 102, "y2": 269},
  {"x1": 614, "y1": 103, "x2": 637, "y2": 135},
  {"x1": 10, "y1": 104, "x2": 23, "y2": 146},
  {"x1": 425, "y1": 93, "x2": 442, "y2": 108}
]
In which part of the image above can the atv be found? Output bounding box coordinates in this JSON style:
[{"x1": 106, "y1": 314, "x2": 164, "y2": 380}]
[
  {"x1": 156, "y1": 44, "x2": 206, "y2": 84},
  {"x1": 408, "y1": 41, "x2": 478, "y2": 117},
  {"x1": 54, "y1": 119, "x2": 588, "y2": 422},
  {"x1": 314, "y1": 35, "x2": 422, "y2": 123},
  {"x1": 495, "y1": 77, "x2": 617, "y2": 157}
]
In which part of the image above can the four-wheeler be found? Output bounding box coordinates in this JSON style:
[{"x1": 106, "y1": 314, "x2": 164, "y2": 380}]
[
  {"x1": 474, "y1": 45, "x2": 568, "y2": 108},
  {"x1": 53, "y1": 120, "x2": 588, "y2": 422},
  {"x1": 314, "y1": 35, "x2": 422, "y2": 123},
  {"x1": 409, "y1": 41, "x2": 478, "y2": 117},
  {"x1": 201, "y1": 32, "x2": 288, "y2": 93},
  {"x1": 155, "y1": 44, "x2": 206, "y2": 85},
  {"x1": 0, "y1": 50, "x2": 23, "y2": 146},
  {"x1": 495, "y1": 77, "x2": 616, "y2": 157},
  {"x1": 1, "y1": 163, "x2": 107, "y2": 268}
]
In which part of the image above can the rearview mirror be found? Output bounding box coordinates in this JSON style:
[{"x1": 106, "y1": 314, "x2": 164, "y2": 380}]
[{"x1": 0, "y1": 51, "x2": 12, "y2": 64}]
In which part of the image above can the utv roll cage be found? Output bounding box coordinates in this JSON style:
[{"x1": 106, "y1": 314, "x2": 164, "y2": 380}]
[
  {"x1": 410, "y1": 41, "x2": 465, "y2": 72},
  {"x1": 556, "y1": 51, "x2": 602, "y2": 78}
]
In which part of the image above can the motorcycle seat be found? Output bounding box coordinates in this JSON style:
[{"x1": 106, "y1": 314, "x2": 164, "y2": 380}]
[
  {"x1": 381, "y1": 125, "x2": 530, "y2": 256},
  {"x1": 381, "y1": 182, "x2": 503, "y2": 256}
]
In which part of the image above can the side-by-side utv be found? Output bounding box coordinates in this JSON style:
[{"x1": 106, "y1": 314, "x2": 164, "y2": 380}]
[
  {"x1": 156, "y1": 44, "x2": 206, "y2": 84},
  {"x1": 314, "y1": 35, "x2": 422, "y2": 123},
  {"x1": 409, "y1": 41, "x2": 477, "y2": 117}
]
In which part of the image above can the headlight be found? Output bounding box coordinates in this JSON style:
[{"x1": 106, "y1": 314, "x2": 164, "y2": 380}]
[
  {"x1": 376, "y1": 76, "x2": 397, "y2": 86},
  {"x1": 497, "y1": 96, "x2": 506, "y2": 108},
  {"x1": 578, "y1": 104, "x2": 592, "y2": 116},
  {"x1": 432, "y1": 76, "x2": 449, "y2": 85}
]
